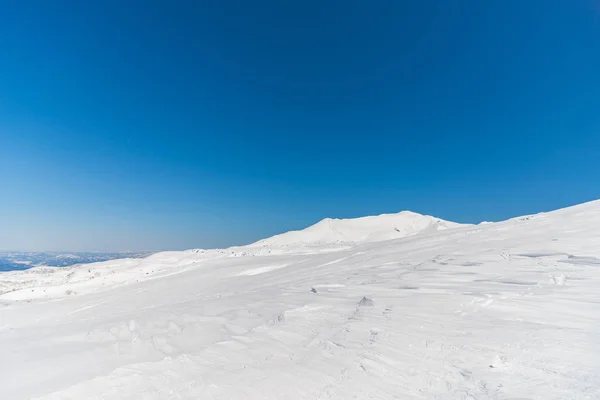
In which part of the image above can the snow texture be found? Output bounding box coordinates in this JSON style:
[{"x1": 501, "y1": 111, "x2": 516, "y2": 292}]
[{"x1": 1, "y1": 203, "x2": 599, "y2": 399}]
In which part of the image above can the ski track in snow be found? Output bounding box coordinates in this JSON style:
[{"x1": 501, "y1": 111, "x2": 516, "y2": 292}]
[{"x1": 1, "y1": 202, "x2": 600, "y2": 399}]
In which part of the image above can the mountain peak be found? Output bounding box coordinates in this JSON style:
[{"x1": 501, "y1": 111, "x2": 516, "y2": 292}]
[{"x1": 251, "y1": 210, "x2": 465, "y2": 247}]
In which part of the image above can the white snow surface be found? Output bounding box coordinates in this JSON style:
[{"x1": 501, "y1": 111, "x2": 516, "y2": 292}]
[
  {"x1": 1, "y1": 202, "x2": 599, "y2": 399},
  {"x1": 249, "y1": 211, "x2": 464, "y2": 247}
]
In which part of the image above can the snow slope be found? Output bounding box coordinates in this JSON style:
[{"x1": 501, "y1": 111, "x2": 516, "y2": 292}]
[
  {"x1": 1, "y1": 201, "x2": 599, "y2": 399},
  {"x1": 250, "y1": 211, "x2": 464, "y2": 247},
  {"x1": 0, "y1": 211, "x2": 464, "y2": 300}
]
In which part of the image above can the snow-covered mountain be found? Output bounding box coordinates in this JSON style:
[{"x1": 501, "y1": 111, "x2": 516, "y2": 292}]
[
  {"x1": 1, "y1": 201, "x2": 599, "y2": 399},
  {"x1": 250, "y1": 210, "x2": 465, "y2": 247}
]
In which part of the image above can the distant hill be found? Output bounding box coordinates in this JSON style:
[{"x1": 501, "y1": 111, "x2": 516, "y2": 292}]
[
  {"x1": 250, "y1": 210, "x2": 466, "y2": 247},
  {"x1": 0, "y1": 251, "x2": 154, "y2": 272}
]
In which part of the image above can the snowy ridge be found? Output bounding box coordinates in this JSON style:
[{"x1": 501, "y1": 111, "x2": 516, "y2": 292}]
[
  {"x1": 250, "y1": 210, "x2": 465, "y2": 247},
  {"x1": 1, "y1": 200, "x2": 599, "y2": 399},
  {"x1": 0, "y1": 210, "x2": 465, "y2": 300}
]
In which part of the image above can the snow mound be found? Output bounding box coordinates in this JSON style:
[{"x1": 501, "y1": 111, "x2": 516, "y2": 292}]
[{"x1": 251, "y1": 210, "x2": 465, "y2": 247}]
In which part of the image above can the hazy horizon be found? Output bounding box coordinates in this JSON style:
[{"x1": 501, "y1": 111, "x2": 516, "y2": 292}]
[{"x1": 3, "y1": 199, "x2": 599, "y2": 252}]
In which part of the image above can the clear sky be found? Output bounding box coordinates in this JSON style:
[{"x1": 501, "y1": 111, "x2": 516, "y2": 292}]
[{"x1": 1, "y1": 1, "x2": 599, "y2": 252}]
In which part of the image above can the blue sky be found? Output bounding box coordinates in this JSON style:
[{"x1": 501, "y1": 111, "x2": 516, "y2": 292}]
[{"x1": 1, "y1": 1, "x2": 599, "y2": 251}]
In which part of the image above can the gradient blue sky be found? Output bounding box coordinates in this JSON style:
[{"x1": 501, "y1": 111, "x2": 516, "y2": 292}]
[{"x1": 1, "y1": 1, "x2": 599, "y2": 251}]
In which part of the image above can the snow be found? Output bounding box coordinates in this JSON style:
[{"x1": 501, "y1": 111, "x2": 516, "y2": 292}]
[
  {"x1": 250, "y1": 211, "x2": 464, "y2": 247},
  {"x1": 1, "y1": 202, "x2": 599, "y2": 399}
]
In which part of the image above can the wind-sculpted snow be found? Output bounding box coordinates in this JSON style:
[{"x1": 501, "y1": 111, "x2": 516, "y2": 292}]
[{"x1": 1, "y1": 201, "x2": 599, "y2": 399}]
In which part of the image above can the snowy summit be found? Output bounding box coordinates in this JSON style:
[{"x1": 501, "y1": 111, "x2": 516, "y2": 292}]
[
  {"x1": 1, "y1": 201, "x2": 599, "y2": 399},
  {"x1": 250, "y1": 211, "x2": 464, "y2": 247}
]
